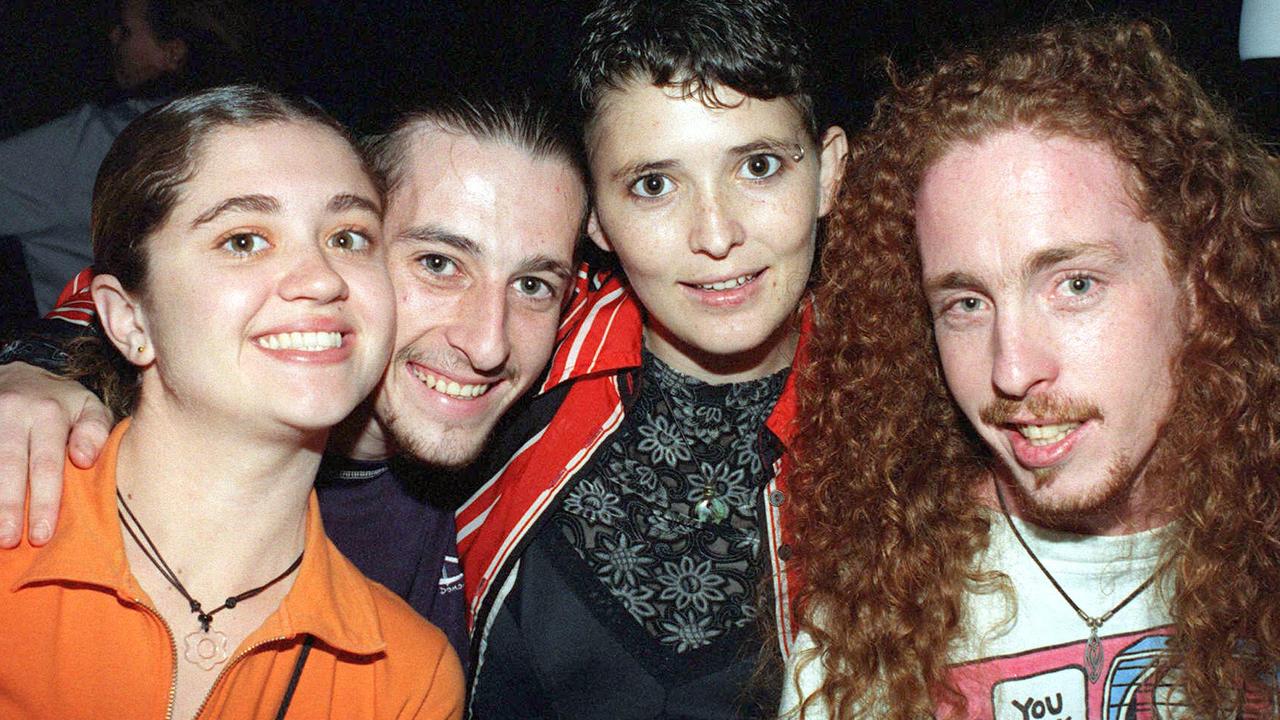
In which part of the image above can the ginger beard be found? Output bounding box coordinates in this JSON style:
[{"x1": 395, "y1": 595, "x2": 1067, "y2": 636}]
[
  {"x1": 979, "y1": 393, "x2": 1176, "y2": 530},
  {"x1": 917, "y1": 130, "x2": 1187, "y2": 534}
]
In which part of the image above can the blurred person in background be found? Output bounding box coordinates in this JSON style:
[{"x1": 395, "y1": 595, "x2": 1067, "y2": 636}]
[
  {"x1": 0, "y1": 0, "x2": 249, "y2": 319},
  {"x1": 0, "y1": 83, "x2": 463, "y2": 720}
]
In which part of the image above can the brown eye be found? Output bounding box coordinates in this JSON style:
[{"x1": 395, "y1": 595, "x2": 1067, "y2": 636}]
[
  {"x1": 630, "y1": 174, "x2": 674, "y2": 198},
  {"x1": 221, "y1": 232, "x2": 268, "y2": 256},
  {"x1": 327, "y1": 229, "x2": 369, "y2": 251},
  {"x1": 738, "y1": 154, "x2": 782, "y2": 180}
]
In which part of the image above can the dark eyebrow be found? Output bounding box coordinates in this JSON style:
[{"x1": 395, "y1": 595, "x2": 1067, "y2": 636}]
[
  {"x1": 329, "y1": 193, "x2": 381, "y2": 216},
  {"x1": 1022, "y1": 240, "x2": 1125, "y2": 284},
  {"x1": 395, "y1": 225, "x2": 572, "y2": 282},
  {"x1": 609, "y1": 134, "x2": 803, "y2": 184},
  {"x1": 610, "y1": 159, "x2": 679, "y2": 183},
  {"x1": 395, "y1": 224, "x2": 482, "y2": 256},
  {"x1": 189, "y1": 193, "x2": 379, "y2": 230},
  {"x1": 517, "y1": 255, "x2": 574, "y2": 282},
  {"x1": 923, "y1": 271, "x2": 985, "y2": 297},
  {"x1": 191, "y1": 194, "x2": 279, "y2": 228},
  {"x1": 728, "y1": 136, "x2": 798, "y2": 157}
]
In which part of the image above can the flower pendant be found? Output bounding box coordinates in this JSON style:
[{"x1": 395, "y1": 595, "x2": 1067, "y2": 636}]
[{"x1": 184, "y1": 628, "x2": 231, "y2": 670}]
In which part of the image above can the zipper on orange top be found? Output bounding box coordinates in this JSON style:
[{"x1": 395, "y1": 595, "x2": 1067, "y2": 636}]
[
  {"x1": 127, "y1": 594, "x2": 298, "y2": 720},
  {"x1": 125, "y1": 596, "x2": 180, "y2": 720},
  {"x1": 191, "y1": 634, "x2": 294, "y2": 719}
]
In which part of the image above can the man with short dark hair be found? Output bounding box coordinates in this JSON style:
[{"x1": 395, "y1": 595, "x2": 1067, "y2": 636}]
[{"x1": 783, "y1": 19, "x2": 1280, "y2": 719}]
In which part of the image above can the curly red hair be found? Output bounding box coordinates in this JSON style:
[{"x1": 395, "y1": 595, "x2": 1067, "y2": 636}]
[{"x1": 789, "y1": 17, "x2": 1280, "y2": 719}]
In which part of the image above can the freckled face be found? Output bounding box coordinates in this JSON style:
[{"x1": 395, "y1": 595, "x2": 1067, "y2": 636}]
[
  {"x1": 587, "y1": 82, "x2": 845, "y2": 383},
  {"x1": 916, "y1": 129, "x2": 1183, "y2": 532},
  {"x1": 135, "y1": 121, "x2": 394, "y2": 434}
]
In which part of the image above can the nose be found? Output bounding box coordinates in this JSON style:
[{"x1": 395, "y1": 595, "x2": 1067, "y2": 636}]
[
  {"x1": 990, "y1": 306, "x2": 1059, "y2": 398},
  {"x1": 279, "y1": 244, "x2": 349, "y2": 304},
  {"x1": 443, "y1": 282, "x2": 511, "y2": 375},
  {"x1": 687, "y1": 189, "x2": 745, "y2": 259}
]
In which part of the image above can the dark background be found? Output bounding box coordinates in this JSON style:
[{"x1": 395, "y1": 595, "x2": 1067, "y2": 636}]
[{"x1": 1, "y1": 0, "x2": 1276, "y2": 143}]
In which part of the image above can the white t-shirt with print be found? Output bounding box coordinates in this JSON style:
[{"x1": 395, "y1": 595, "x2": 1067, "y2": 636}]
[{"x1": 780, "y1": 513, "x2": 1205, "y2": 719}]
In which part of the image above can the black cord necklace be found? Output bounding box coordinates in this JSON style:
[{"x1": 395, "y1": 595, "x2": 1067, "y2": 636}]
[
  {"x1": 116, "y1": 489, "x2": 304, "y2": 670},
  {"x1": 992, "y1": 478, "x2": 1157, "y2": 684}
]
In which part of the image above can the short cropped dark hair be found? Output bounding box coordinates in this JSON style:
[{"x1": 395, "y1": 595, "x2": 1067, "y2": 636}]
[
  {"x1": 365, "y1": 94, "x2": 586, "y2": 202},
  {"x1": 572, "y1": 0, "x2": 819, "y2": 141}
]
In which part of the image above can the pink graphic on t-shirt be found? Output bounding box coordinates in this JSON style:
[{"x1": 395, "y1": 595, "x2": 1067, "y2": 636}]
[{"x1": 941, "y1": 628, "x2": 1274, "y2": 719}]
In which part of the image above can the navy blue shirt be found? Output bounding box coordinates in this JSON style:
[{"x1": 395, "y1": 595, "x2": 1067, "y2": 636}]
[{"x1": 315, "y1": 455, "x2": 468, "y2": 665}]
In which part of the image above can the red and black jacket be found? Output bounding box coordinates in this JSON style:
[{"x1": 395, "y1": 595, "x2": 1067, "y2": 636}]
[{"x1": 455, "y1": 259, "x2": 808, "y2": 678}]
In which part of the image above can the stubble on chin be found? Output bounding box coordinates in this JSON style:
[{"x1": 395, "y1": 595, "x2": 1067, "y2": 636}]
[
  {"x1": 376, "y1": 401, "x2": 489, "y2": 469},
  {"x1": 1007, "y1": 454, "x2": 1137, "y2": 531},
  {"x1": 376, "y1": 348, "x2": 505, "y2": 468}
]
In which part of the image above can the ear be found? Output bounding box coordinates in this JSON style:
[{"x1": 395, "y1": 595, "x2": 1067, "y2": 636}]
[
  {"x1": 586, "y1": 208, "x2": 613, "y2": 253},
  {"x1": 160, "y1": 38, "x2": 187, "y2": 73},
  {"x1": 91, "y1": 275, "x2": 153, "y2": 368},
  {"x1": 816, "y1": 125, "x2": 850, "y2": 218}
]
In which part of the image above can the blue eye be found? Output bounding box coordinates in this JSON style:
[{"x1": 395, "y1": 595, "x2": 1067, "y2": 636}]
[
  {"x1": 328, "y1": 229, "x2": 370, "y2": 251},
  {"x1": 738, "y1": 154, "x2": 782, "y2": 180},
  {"x1": 956, "y1": 297, "x2": 985, "y2": 313},
  {"x1": 1060, "y1": 276, "x2": 1095, "y2": 296},
  {"x1": 630, "y1": 174, "x2": 674, "y2": 199},
  {"x1": 222, "y1": 232, "x2": 269, "y2": 256}
]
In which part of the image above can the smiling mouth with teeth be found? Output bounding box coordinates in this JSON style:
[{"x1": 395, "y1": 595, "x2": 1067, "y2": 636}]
[
  {"x1": 1016, "y1": 422, "x2": 1082, "y2": 446},
  {"x1": 409, "y1": 365, "x2": 492, "y2": 399},
  {"x1": 694, "y1": 271, "x2": 759, "y2": 292},
  {"x1": 256, "y1": 331, "x2": 343, "y2": 351}
]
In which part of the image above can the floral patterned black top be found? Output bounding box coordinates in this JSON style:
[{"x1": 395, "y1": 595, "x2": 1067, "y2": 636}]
[
  {"x1": 555, "y1": 348, "x2": 785, "y2": 651},
  {"x1": 469, "y1": 349, "x2": 788, "y2": 719}
]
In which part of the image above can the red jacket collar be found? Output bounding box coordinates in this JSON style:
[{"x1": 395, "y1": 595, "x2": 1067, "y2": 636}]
[{"x1": 539, "y1": 261, "x2": 811, "y2": 452}]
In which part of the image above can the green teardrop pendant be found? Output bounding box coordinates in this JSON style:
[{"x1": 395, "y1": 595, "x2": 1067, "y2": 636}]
[{"x1": 693, "y1": 496, "x2": 729, "y2": 523}]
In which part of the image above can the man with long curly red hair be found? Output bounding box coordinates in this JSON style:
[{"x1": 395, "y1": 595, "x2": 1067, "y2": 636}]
[{"x1": 783, "y1": 18, "x2": 1280, "y2": 720}]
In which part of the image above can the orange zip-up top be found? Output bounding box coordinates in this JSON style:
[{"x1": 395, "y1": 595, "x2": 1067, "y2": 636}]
[{"x1": 0, "y1": 420, "x2": 464, "y2": 719}]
